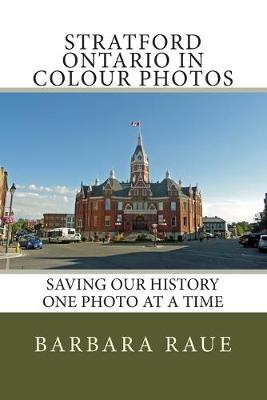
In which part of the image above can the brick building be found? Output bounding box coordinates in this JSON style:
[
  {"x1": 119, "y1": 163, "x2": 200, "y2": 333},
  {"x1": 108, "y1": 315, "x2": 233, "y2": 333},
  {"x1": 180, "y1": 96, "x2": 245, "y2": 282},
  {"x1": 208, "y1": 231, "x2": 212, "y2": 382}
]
[
  {"x1": 43, "y1": 213, "x2": 75, "y2": 235},
  {"x1": 75, "y1": 134, "x2": 203, "y2": 240},
  {"x1": 0, "y1": 166, "x2": 8, "y2": 221}
]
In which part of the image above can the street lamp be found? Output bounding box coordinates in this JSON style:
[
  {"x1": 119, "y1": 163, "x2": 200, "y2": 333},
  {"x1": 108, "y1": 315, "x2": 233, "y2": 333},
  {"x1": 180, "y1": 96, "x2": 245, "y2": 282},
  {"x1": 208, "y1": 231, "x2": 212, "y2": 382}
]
[
  {"x1": 115, "y1": 221, "x2": 122, "y2": 229},
  {"x1": 152, "y1": 223, "x2": 158, "y2": 247},
  {"x1": 152, "y1": 219, "x2": 167, "y2": 247},
  {"x1": 5, "y1": 183, "x2": 16, "y2": 253},
  {"x1": 115, "y1": 217, "x2": 122, "y2": 241},
  {"x1": 160, "y1": 220, "x2": 167, "y2": 241}
]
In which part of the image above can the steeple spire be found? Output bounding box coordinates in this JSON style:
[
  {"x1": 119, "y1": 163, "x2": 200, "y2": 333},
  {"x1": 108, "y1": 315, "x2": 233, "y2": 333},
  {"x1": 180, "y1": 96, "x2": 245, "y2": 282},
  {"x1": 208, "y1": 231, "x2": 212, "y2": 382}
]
[{"x1": 130, "y1": 131, "x2": 150, "y2": 184}]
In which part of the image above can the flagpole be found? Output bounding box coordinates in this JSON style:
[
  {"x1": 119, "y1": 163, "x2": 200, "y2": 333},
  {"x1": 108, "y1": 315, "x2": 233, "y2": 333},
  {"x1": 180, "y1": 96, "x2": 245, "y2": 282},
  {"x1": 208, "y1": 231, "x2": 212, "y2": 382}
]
[
  {"x1": 130, "y1": 121, "x2": 142, "y2": 141},
  {"x1": 138, "y1": 121, "x2": 142, "y2": 137}
]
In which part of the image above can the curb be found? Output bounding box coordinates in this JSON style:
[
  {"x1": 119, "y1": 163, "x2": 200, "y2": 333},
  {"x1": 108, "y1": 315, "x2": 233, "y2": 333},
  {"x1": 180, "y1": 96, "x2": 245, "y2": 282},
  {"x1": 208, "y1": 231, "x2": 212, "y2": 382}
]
[{"x1": 0, "y1": 253, "x2": 23, "y2": 260}]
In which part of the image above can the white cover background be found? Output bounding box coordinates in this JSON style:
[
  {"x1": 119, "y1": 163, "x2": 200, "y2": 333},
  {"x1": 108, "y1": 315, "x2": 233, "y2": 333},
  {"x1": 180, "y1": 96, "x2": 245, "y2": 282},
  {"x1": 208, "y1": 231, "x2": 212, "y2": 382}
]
[
  {"x1": 0, "y1": 273, "x2": 266, "y2": 312},
  {"x1": 0, "y1": 0, "x2": 266, "y2": 88}
]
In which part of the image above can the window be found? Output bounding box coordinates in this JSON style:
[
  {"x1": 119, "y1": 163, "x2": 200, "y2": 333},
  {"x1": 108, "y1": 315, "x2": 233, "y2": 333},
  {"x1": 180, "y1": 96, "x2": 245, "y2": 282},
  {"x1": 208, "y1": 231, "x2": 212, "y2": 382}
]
[
  {"x1": 105, "y1": 216, "x2": 111, "y2": 226},
  {"x1": 93, "y1": 216, "x2": 97, "y2": 227},
  {"x1": 171, "y1": 201, "x2": 176, "y2": 211},
  {"x1": 158, "y1": 215, "x2": 164, "y2": 224},
  {"x1": 171, "y1": 217, "x2": 176, "y2": 226},
  {"x1": 105, "y1": 198, "x2": 111, "y2": 210},
  {"x1": 117, "y1": 201, "x2": 123, "y2": 211},
  {"x1": 183, "y1": 202, "x2": 187, "y2": 211},
  {"x1": 158, "y1": 202, "x2": 163, "y2": 211},
  {"x1": 92, "y1": 201, "x2": 98, "y2": 211},
  {"x1": 116, "y1": 214, "x2": 122, "y2": 223},
  {"x1": 183, "y1": 217, "x2": 187, "y2": 226}
]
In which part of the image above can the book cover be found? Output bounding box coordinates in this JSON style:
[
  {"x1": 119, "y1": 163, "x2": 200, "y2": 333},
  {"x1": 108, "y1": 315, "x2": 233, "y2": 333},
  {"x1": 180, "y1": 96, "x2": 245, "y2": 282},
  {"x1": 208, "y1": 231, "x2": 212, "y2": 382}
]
[{"x1": 0, "y1": 1, "x2": 266, "y2": 399}]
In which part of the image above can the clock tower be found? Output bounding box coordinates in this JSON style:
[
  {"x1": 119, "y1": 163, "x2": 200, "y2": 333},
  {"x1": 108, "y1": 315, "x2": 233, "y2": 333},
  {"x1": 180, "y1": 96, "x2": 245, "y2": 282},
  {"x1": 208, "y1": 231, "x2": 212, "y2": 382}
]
[{"x1": 130, "y1": 133, "x2": 150, "y2": 184}]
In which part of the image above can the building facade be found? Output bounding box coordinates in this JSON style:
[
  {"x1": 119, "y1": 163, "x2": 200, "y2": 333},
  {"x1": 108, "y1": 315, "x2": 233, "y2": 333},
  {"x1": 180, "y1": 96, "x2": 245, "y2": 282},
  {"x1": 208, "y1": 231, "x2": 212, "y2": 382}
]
[
  {"x1": 0, "y1": 166, "x2": 8, "y2": 221},
  {"x1": 43, "y1": 213, "x2": 75, "y2": 235},
  {"x1": 203, "y1": 216, "x2": 227, "y2": 237},
  {"x1": 75, "y1": 134, "x2": 203, "y2": 240}
]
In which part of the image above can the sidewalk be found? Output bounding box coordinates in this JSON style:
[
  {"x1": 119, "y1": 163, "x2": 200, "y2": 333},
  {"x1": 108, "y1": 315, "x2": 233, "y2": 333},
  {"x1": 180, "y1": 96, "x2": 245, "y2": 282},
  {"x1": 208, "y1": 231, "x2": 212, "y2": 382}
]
[{"x1": 0, "y1": 245, "x2": 22, "y2": 259}]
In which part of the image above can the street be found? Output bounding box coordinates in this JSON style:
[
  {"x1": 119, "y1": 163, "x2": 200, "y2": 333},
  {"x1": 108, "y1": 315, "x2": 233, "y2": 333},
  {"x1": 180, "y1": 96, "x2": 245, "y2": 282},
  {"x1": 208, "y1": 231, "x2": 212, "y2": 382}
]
[{"x1": 0, "y1": 239, "x2": 267, "y2": 270}]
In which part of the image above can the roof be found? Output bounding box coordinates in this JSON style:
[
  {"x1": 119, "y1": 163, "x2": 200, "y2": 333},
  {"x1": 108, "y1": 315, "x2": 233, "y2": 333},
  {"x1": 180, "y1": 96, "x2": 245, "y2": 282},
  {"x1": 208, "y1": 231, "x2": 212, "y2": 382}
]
[
  {"x1": 203, "y1": 217, "x2": 226, "y2": 223},
  {"x1": 131, "y1": 134, "x2": 149, "y2": 163},
  {"x1": 182, "y1": 186, "x2": 198, "y2": 196},
  {"x1": 79, "y1": 178, "x2": 200, "y2": 199}
]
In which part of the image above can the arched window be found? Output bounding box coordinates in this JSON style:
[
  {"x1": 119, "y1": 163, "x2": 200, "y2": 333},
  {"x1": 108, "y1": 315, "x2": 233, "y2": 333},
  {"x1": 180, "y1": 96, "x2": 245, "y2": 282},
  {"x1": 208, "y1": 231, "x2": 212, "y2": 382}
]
[
  {"x1": 105, "y1": 198, "x2": 111, "y2": 210},
  {"x1": 171, "y1": 201, "x2": 176, "y2": 211}
]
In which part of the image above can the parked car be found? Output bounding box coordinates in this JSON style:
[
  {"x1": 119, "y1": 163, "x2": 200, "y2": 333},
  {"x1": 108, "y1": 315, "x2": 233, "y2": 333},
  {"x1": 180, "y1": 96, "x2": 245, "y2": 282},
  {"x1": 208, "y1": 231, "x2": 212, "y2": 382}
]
[
  {"x1": 242, "y1": 233, "x2": 261, "y2": 248},
  {"x1": 19, "y1": 236, "x2": 43, "y2": 249},
  {"x1": 205, "y1": 232, "x2": 214, "y2": 239},
  {"x1": 239, "y1": 234, "x2": 250, "y2": 244},
  {"x1": 74, "y1": 233, "x2": 82, "y2": 242},
  {"x1": 258, "y1": 235, "x2": 267, "y2": 252}
]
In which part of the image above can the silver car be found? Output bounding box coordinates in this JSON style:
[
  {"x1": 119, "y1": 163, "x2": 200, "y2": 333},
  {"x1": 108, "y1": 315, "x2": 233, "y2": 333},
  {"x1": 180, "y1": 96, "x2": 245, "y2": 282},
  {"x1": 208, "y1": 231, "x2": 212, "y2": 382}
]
[{"x1": 258, "y1": 235, "x2": 267, "y2": 252}]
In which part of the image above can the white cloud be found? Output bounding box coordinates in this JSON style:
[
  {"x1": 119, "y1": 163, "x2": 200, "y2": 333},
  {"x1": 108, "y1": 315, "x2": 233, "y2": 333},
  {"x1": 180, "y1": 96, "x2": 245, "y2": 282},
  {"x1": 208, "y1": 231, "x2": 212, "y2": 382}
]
[
  {"x1": 53, "y1": 185, "x2": 70, "y2": 194},
  {"x1": 203, "y1": 197, "x2": 264, "y2": 224},
  {"x1": 10, "y1": 183, "x2": 76, "y2": 219},
  {"x1": 28, "y1": 184, "x2": 37, "y2": 190},
  {"x1": 16, "y1": 192, "x2": 42, "y2": 198}
]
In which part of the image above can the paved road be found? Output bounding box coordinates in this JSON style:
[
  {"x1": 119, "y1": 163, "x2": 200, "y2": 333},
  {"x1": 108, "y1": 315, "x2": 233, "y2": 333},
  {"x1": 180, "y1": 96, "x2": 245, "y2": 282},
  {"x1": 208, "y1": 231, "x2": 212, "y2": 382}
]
[{"x1": 0, "y1": 239, "x2": 266, "y2": 270}]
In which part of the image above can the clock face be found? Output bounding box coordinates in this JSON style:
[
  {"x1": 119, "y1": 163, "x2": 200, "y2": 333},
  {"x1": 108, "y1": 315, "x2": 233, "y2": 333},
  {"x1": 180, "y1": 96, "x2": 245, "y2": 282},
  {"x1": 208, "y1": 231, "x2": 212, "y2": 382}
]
[{"x1": 138, "y1": 155, "x2": 142, "y2": 160}]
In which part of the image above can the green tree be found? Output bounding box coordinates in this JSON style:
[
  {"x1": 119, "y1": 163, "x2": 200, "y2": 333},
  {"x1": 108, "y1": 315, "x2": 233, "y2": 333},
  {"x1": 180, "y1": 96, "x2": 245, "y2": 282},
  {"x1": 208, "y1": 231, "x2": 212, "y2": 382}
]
[
  {"x1": 12, "y1": 218, "x2": 28, "y2": 233},
  {"x1": 253, "y1": 209, "x2": 267, "y2": 232},
  {"x1": 228, "y1": 221, "x2": 251, "y2": 236}
]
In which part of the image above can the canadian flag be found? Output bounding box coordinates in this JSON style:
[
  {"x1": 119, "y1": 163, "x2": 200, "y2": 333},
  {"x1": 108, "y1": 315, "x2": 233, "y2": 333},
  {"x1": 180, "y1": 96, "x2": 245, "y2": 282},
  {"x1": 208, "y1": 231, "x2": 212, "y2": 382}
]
[{"x1": 131, "y1": 121, "x2": 140, "y2": 127}]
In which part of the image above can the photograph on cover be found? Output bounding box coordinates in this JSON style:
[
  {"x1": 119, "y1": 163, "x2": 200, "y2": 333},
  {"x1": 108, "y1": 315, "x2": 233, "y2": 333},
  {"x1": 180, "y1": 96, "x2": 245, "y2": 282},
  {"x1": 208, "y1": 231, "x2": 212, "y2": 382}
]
[{"x1": 0, "y1": 92, "x2": 266, "y2": 270}]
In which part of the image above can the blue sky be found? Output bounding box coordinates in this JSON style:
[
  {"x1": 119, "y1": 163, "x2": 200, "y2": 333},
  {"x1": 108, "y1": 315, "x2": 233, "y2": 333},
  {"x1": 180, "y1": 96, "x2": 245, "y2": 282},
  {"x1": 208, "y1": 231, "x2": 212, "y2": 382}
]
[{"x1": 0, "y1": 92, "x2": 266, "y2": 222}]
